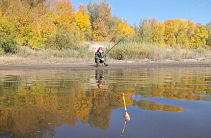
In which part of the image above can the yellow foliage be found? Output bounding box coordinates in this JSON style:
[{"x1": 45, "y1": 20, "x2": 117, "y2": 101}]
[
  {"x1": 187, "y1": 21, "x2": 196, "y2": 48},
  {"x1": 0, "y1": 0, "x2": 209, "y2": 50},
  {"x1": 57, "y1": 22, "x2": 84, "y2": 46},
  {"x1": 165, "y1": 19, "x2": 179, "y2": 46},
  {"x1": 0, "y1": 16, "x2": 12, "y2": 34},
  {"x1": 29, "y1": 15, "x2": 57, "y2": 49},
  {"x1": 113, "y1": 19, "x2": 134, "y2": 37},
  {"x1": 68, "y1": 23, "x2": 85, "y2": 44},
  {"x1": 79, "y1": 3, "x2": 89, "y2": 15},
  {"x1": 75, "y1": 11, "x2": 90, "y2": 31},
  {"x1": 0, "y1": 15, "x2": 15, "y2": 42},
  {"x1": 0, "y1": 0, "x2": 31, "y2": 45},
  {"x1": 53, "y1": 0, "x2": 74, "y2": 25},
  {"x1": 152, "y1": 21, "x2": 165, "y2": 46},
  {"x1": 74, "y1": 11, "x2": 91, "y2": 40},
  {"x1": 176, "y1": 19, "x2": 189, "y2": 47},
  {"x1": 194, "y1": 25, "x2": 208, "y2": 48},
  {"x1": 0, "y1": 2, "x2": 2, "y2": 17},
  {"x1": 92, "y1": 19, "x2": 108, "y2": 41}
]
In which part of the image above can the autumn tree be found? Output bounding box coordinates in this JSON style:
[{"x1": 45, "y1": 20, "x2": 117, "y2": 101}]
[
  {"x1": 74, "y1": 4, "x2": 92, "y2": 40},
  {"x1": 28, "y1": 2, "x2": 57, "y2": 49},
  {"x1": 0, "y1": 0, "x2": 23, "y2": 52},
  {"x1": 5, "y1": 0, "x2": 32, "y2": 46},
  {"x1": 112, "y1": 19, "x2": 134, "y2": 38},
  {"x1": 150, "y1": 18, "x2": 165, "y2": 45},
  {"x1": 0, "y1": 2, "x2": 2, "y2": 17},
  {"x1": 50, "y1": 0, "x2": 84, "y2": 49},
  {"x1": 21, "y1": 0, "x2": 47, "y2": 6},
  {"x1": 164, "y1": 19, "x2": 179, "y2": 46},
  {"x1": 194, "y1": 24, "x2": 208, "y2": 48},
  {"x1": 1, "y1": 0, "x2": 211, "y2": 52},
  {"x1": 53, "y1": 0, "x2": 74, "y2": 25},
  {"x1": 187, "y1": 21, "x2": 196, "y2": 48},
  {"x1": 176, "y1": 19, "x2": 189, "y2": 47},
  {"x1": 88, "y1": 0, "x2": 113, "y2": 41},
  {"x1": 0, "y1": 0, "x2": 9, "y2": 15}
]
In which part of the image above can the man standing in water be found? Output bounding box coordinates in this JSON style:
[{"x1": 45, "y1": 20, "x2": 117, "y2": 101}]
[{"x1": 95, "y1": 47, "x2": 108, "y2": 67}]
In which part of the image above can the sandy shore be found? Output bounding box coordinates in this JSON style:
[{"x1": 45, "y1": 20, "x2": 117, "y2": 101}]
[{"x1": 0, "y1": 60, "x2": 211, "y2": 70}]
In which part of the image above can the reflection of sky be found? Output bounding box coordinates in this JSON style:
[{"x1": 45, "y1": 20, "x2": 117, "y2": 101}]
[{"x1": 131, "y1": 95, "x2": 143, "y2": 101}]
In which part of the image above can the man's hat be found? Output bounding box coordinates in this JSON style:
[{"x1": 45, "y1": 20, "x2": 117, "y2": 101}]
[{"x1": 98, "y1": 47, "x2": 103, "y2": 50}]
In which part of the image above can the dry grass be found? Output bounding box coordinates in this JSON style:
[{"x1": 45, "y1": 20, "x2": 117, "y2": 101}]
[
  {"x1": 1, "y1": 42, "x2": 211, "y2": 65},
  {"x1": 106, "y1": 42, "x2": 211, "y2": 61},
  {"x1": 15, "y1": 44, "x2": 93, "y2": 59}
]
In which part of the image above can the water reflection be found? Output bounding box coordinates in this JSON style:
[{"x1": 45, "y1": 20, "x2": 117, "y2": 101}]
[
  {"x1": 0, "y1": 68, "x2": 211, "y2": 138},
  {"x1": 121, "y1": 120, "x2": 127, "y2": 136},
  {"x1": 133, "y1": 100, "x2": 184, "y2": 112},
  {"x1": 95, "y1": 70, "x2": 105, "y2": 89}
]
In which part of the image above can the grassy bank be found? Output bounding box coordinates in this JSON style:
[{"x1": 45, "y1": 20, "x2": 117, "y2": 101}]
[
  {"x1": 2, "y1": 44, "x2": 93, "y2": 59},
  {"x1": 106, "y1": 42, "x2": 211, "y2": 61},
  {"x1": 1, "y1": 41, "x2": 211, "y2": 63}
]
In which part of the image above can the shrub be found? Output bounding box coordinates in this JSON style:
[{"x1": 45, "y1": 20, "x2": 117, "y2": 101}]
[
  {"x1": 55, "y1": 30, "x2": 75, "y2": 50},
  {"x1": 46, "y1": 29, "x2": 82, "y2": 50},
  {"x1": 0, "y1": 37, "x2": 17, "y2": 54}
]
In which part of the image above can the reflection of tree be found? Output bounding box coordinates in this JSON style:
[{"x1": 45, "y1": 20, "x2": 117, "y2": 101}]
[
  {"x1": 0, "y1": 71, "x2": 129, "y2": 137},
  {"x1": 134, "y1": 76, "x2": 211, "y2": 101},
  {"x1": 89, "y1": 90, "x2": 115, "y2": 130},
  {"x1": 0, "y1": 107, "x2": 56, "y2": 138},
  {"x1": 89, "y1": 102, "x2": 111, "y2": 130},
  {"x1": 133, "y1": 100, "x2": 184, "y2": 112},
  {"x1": 106, "y1": 69, "x2": 211, "y2": 101}
]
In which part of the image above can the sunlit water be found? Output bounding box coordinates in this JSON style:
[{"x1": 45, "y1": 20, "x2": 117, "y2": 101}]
[{"x1": 0, "y1": 68, "x2": 211, "y2": 138}]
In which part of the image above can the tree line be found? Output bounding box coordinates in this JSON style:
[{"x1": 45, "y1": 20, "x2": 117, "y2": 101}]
[
  {"x1": 133, "y1": 18, "x2": 211, "y2": 49},
  {"x1": 0, "y1": 0, "x2": 133, "y2": 51},
  {"x1": 0, "y1": 0, "x2": 210, "y2": 52}
]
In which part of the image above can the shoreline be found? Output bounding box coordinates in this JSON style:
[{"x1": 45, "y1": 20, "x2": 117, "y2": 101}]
[{"x1": 0, "y1": 61, "x2": 211, "y2": 70}]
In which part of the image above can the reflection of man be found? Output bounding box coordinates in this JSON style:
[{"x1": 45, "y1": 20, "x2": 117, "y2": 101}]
[{"x1": 95, "y1": 70, "x2": 105, "y2": 89}]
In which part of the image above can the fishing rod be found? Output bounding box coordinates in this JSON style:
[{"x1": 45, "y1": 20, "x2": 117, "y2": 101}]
[{"x1": 103, "y1": 37, "x2": 125, "y2": 57}]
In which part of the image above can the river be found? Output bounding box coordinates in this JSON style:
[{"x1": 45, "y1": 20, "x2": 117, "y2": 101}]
[{"x1": 0, "y1": 67, "x2": 211, "y2": 138}]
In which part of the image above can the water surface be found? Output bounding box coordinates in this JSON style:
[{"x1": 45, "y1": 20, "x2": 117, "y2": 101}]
[{"x1": 0, "y1": 68, "x2": 211, "y2": 138}]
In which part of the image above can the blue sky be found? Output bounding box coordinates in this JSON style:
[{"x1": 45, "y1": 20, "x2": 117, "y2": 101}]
[{"x1": 72, "y1": 0, "x2": 211, "y2": 25}]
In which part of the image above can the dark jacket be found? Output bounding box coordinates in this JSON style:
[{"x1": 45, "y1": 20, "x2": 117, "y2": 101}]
[{"x1": 95, "y1": 50, "x2": 105, "y2": 63}]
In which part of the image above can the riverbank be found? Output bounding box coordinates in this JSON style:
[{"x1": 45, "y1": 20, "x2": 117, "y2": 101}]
[
  {"x1": 1, "y1": 41, "x2": 211, "y2": 70},
  {"x1": 0, "y1": 57, "x2": 211, "y2": 70}
]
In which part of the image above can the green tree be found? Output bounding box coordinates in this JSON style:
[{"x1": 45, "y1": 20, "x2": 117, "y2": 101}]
[
  {"x1": 139, "y1": 18, "x2": 152, "y2": 43},
  {"x1": 205, "y1": 22, "x2": 211, "y2": 47},
  {"x1": 129, "y1": 23, "x2": 141, "y2": 42}
]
